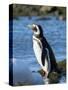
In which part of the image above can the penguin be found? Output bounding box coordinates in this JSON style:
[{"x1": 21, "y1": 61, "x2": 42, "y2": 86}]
[{"x1": 28, "y1": 24, "x2": 59, "y2": 78}]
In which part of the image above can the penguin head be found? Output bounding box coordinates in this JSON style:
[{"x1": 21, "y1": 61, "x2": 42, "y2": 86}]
[{"x1": 28, "y1": 24, "x2": 43, "y2": 38}]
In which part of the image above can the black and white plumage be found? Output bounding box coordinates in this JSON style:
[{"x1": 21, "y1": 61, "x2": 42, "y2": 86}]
[{"x1": 28, "y1": 24, "x2": 59, "y2": 79}]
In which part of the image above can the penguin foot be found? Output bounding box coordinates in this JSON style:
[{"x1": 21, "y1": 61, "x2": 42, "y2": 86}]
[{"x1": 38, "y1": 69, "x2": 48, "y2": 77}]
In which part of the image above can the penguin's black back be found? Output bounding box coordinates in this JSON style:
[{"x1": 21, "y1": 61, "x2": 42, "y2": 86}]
[{"x1": 41, "y1": 36, "x2": 58, "y2": 73}]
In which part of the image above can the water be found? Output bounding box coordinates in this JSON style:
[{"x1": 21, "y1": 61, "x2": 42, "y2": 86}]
[{"x1": 9, "y1": 16, "x2": 66, "y2": 85}]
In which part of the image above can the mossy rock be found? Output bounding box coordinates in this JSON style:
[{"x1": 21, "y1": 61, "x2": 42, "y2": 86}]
[
  {"x1": 38, "y1": 69, "x2": 60, "y2": 83},
  {"x1": 58, "y1": 60, "x2": 66, "y2": 75},
  {"x1": 48, "y1": 72, "x2": 59, "y2": 83},
  {"x1": 38, "y1": 60, "x2": 66, "y2": 84}
]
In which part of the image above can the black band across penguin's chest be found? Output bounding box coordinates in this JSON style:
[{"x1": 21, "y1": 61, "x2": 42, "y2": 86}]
[{"x1": 33, "y1": 38, "x2": 42, "y2": 49}]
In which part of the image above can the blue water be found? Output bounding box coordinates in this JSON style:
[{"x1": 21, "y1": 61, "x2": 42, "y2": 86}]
[{"x1": 9, "y1": 16, "x2": 66, "y2": 85}]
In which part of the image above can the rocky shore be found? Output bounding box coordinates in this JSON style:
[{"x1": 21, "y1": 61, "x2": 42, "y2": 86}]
[{"x1": 9, "y1": 4, "x2": 66, "y2": 20}]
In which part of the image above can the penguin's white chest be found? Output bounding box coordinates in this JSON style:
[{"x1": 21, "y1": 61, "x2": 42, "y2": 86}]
[
  {"x1": 32, "y1": 36, "x2": 51, "y2": 73},
  {"x1": 33, "y1": 36, "x2": 42, "y2": 67}
]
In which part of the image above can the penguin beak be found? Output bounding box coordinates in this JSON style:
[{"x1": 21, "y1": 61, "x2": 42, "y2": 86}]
[
  {"x1": 27, "y1": 24, "x2": 37, "y2": 32},
  {"x1": 27, "y1": 24, "x2": 33, "y2": 29}
]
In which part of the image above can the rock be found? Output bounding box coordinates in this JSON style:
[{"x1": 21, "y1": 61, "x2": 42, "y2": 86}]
[
  {"x1": 10, "y1": 4, "x2": 66, "y2": 19},
  {"x1": 48, "y1": 72, "x2": 59, "y2": 83},
  {"x1": 58, "y1": 60, "x2": 66, "y2": 75},
  {"x1": 38, "y1": 59, "x2": 66, "y2": 84}
]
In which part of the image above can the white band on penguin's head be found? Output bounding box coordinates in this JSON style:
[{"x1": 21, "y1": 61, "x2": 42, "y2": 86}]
[{"x1": 32, "y1": 24, "x2": 40, "y2": 36}]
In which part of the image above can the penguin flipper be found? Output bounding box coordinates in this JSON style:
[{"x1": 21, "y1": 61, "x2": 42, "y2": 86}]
[{"x1": 41, "y1": 48, "x2": 48, "y2": 66}]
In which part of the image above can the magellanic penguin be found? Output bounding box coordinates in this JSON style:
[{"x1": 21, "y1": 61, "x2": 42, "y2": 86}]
[{"x1": 28, "y1": 24, "x2": 59, "y2": 79}]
